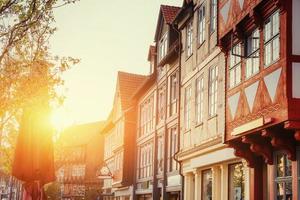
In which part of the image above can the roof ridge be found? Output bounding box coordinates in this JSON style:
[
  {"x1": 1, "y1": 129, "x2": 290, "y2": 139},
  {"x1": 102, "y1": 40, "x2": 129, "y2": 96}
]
[
  {"x1": 117, "y1": 70, "x2": 147, "y2": 77},
  {"x1": 161, "y1": 4, "x2": 181, "y2": 8}
]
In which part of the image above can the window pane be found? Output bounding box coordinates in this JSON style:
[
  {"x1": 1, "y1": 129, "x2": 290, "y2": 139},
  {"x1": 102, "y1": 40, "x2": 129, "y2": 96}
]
[
  {"x1": 277, "y1": 154, "x2": 285, "y2": 177},
  {"x1": 229, "y1": 163, "x2": 245, "y2": 200},
  {"x1": 202, "y1": 170, "x2": 213, "y2": 200},
  {"x1": 285, "y1": 181, "x2": 293, "y2": 200},
  {"x1": 273, "y1": 11, "x2": 280, "y2": 35},
  {"x1": 273, "y1": 36, "x2": 280, "y2": 61}
]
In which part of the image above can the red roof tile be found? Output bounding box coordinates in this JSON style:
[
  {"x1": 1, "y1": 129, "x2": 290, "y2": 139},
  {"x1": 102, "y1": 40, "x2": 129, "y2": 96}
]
[
  {"x1": 117, "y1": 71, "x2": 147, "y2": 110},
  {"x1": 160, "y1": 5, "x2": 181, "y2": 24}
]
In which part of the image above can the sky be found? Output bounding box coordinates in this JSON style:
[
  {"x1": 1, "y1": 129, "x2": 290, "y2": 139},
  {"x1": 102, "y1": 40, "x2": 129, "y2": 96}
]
[{"x1": 50, "y1": 0, "x2": 182, "y2": 126}]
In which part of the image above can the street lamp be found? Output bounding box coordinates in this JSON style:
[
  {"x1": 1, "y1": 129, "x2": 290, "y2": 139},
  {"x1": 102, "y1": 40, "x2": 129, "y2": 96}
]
[{"x1": 96, "y1": 163, "x2": 113, "y2": 180}]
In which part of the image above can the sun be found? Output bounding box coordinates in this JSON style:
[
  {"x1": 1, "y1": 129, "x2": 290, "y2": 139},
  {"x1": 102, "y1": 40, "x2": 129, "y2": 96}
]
[{"x1": 50, "y1": 107, "x2": 74, "y2": 131}]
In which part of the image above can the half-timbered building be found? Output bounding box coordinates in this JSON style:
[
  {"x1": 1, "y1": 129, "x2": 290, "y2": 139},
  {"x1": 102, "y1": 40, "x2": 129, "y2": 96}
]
[
  {"x1": 132, "y1": 5, "x2": 182, "y2": 200},
  {"x1": 100, "y1": 72, "x2": 147, "y2": 200},
  {"x1": 218, "y1": 0, "x2": 300, "y2": 199},
  {"x1": 174, "y1": 0, "x2": 249, "y2": 199}
]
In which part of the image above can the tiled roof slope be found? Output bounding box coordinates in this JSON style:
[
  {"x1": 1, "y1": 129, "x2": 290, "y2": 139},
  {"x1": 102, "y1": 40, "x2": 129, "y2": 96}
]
[
  {"x1": 161, "y1": 5, "x2": 181, "y2": 24},
  {"x1": 117, "y1": 71, "x2": 147, "y2": 110}
]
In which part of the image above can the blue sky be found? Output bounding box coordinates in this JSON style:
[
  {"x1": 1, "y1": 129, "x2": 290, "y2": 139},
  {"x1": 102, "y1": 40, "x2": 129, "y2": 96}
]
[{"x1": 50, "y1": 0, "x2": 182, "y2": 125}]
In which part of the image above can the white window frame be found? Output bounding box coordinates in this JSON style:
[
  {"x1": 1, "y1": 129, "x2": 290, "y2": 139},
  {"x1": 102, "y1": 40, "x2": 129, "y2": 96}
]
[
  {"x1": 198, "y1": 3, "x2": 206, "y2": 45},
  {"x1": 169, "y1": 72, "x2": 178, "y2": 116},
  {"x1": 184, "y1": 85, "x2": 192, "y2": 130},
  {"x1": 229, "y1": 43, "x2": 242, "y2": 88},
  {"x1": 168, "y1": 127, "x2": 178, "y2": 172},
  {"x1": 274, "y1": 151, "x2": 293, "y2": 200},
  {"x1": 209, "y1": 65, "x2": 218, "y2": 117},
  {"x1": 264, "y1": 10, "x2": 280, "y2": 67},
  {"x1": 159, "y1": 32, "x2": 168, "y2": 62},
  {"x1": 195, "y1": 76, "x2": 204, "y2": 124},
  {"x1": 210, "y1": 0, "x2": 217, "y2": 33},
  {"x1": 246, "y1": 28, "x2": 260, "y2": 79},
  {"x1": 186, "y1": 20, "x2": 193, "y2": 57}
]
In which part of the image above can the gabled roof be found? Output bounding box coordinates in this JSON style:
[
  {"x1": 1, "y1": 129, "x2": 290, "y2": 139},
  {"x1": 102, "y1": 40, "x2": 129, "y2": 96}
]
[
  {"x1": 116, "y1": 71, "x2": 147, "y2": 110},
  {"x1": 161, "y1": 5, "x2": 181, "y2": 24},
  {"x1": 60, "y1": 121, "x2": 105, "y2": 147},
  {"x1": 154, "y1": 4, "x2": 181, "y2": 41}
]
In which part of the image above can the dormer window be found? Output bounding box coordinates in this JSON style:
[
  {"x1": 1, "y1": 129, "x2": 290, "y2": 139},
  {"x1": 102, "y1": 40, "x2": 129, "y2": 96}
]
[{"x1": 159, "y1": 32, "x2": 168, "y2": 62}]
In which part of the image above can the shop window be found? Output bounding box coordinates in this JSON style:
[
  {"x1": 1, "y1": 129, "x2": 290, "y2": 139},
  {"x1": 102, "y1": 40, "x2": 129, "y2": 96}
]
[
  {"x1": 229, "y1": 162, "x2": 246, "y2": 200},
  {"x1": 275, "y1": 152, "x2": 292, "y2": 200},
  {"x1": 202, "y1": 169, "x2": 212, "y2": 200}
]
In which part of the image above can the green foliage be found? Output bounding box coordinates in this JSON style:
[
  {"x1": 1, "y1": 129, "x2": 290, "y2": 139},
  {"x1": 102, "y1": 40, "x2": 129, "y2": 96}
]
[{"x1": 0, "y1": 0, "x2": 80, "y2": 174}]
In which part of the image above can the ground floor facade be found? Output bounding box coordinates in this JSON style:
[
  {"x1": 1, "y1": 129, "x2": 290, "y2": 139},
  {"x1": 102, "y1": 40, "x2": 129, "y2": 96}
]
[{"x1": 178, "y1": 144, "x2": 249, "y2": 200}]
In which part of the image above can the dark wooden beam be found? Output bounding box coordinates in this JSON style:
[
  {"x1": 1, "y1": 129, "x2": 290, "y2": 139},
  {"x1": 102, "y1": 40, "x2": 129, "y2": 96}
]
[
  {"x1": 228, "y1": 141, "x2": 257, "y2": 168},
  {"x1": 242, "y1": 135, "x2": 273, "y2": 165},
  {"x1": 262, "y1": 129, "x2": 296, "y2": 161},
  {"x1": 295, "y1": 130, "x2": 300, "y2": 141}
]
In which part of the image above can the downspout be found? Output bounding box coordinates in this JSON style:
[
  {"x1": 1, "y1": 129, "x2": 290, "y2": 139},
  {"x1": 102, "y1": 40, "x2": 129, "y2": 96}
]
[
  {"x1": 163, "y1": 53, "x2": 169, "y2": 200},
  {"x1": 153, "y1": 79, "x2": 159, "y2": 200},
  {"x1": 172, "y1": 23, "x2": 184, "y2": 200},
  {"x1": 132, "y1": 102, "x2": 138, "y2": 200}
]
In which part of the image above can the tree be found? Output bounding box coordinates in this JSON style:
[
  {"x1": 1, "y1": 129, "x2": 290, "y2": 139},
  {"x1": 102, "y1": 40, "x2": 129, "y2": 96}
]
[{"x1": 0, "y1": 0, "x2": 80, "y2": 174}]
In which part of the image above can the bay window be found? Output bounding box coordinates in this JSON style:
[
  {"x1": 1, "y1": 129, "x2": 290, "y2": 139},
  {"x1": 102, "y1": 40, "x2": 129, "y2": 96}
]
[{"x1": 264, "y1": 11, "x2": 280, "y2": 66}]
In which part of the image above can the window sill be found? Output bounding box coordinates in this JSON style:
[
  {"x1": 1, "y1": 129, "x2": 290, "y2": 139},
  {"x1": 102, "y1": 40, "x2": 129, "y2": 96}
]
[
  {"x1": 197, "y1": 41, "x2": 206, "y2": 49},
  {"x1": 184, "y1": 129, "x2": 191, "y2": 134},
  {"x1": 185, "y1": 53, "x2": 193, "y2": 61},
  {"x1": 208, "y1": 114, "x2": 218, "y2": 121},
  {"x1": 228, "y1": 81, "x2": 242, "y2": 90},
  {"x1": 195, "y1": 122, "x2": 204, "y2": 128},
  {"x1": 264, "y1": 57, "x2": 280, "y2": 68},
  {"x1": 245, "y1": 71, "x2": 260, "y2": 81}
]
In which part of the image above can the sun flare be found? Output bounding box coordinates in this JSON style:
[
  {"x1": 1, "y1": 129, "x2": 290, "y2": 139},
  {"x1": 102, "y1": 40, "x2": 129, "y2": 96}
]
[{"x1": 51, "y1": 107, "x2": 74, "y2": 130}]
